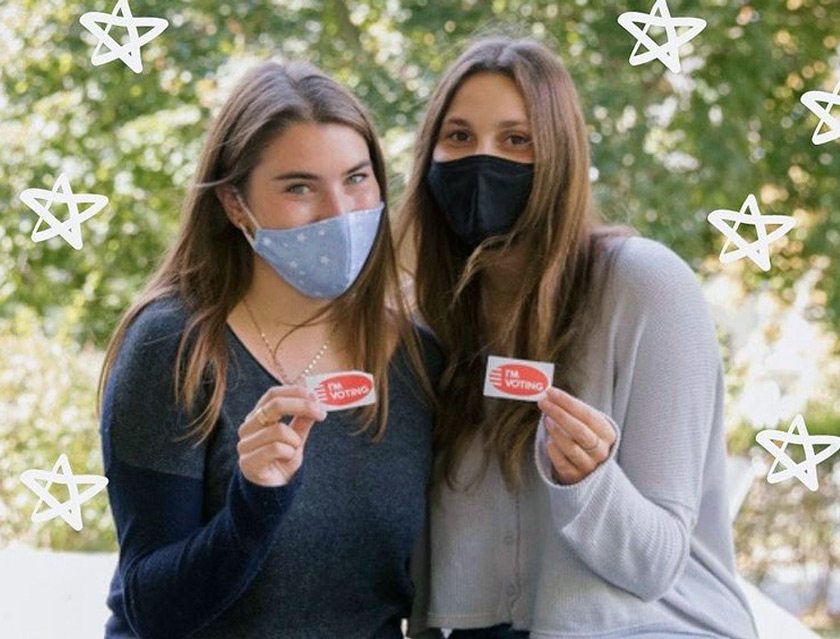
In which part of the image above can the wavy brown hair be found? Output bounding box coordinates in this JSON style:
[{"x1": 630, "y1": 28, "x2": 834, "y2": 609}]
[
  {"x1": 399, "y1": 37, "x2": 636, "y2": 492},
  {"x1": 98, "y1": 60, "x2": 432, "y2": 444}
]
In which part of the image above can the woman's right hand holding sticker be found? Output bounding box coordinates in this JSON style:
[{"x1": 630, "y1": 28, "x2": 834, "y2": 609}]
[
  {"x1": 237, "y1": 385, "x2": 328, "y2": 487},
  {"x1": 537, "y1": 387, "x2": 617, "y2": 485}
]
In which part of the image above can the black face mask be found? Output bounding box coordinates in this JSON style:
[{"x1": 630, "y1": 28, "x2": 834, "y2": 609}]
[{"x1": 426, "y1": 154, "x2": 534, "y2": 251}]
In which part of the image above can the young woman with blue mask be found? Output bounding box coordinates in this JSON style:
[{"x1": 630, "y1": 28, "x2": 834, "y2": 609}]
[
  {"x1": 97, "y1": 60, "x2": 439, "y2": 638},
  {"x1": 402, "y1": 38, "x2": 759, "y2": 639}
]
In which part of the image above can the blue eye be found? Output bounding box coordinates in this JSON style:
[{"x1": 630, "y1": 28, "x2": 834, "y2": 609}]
[
  {"x1": 348, "y1": 173, "x2": 368, "y2": 185},
  {"x1": 287, "y1": 183, "x2": 311, "y2": 195}
]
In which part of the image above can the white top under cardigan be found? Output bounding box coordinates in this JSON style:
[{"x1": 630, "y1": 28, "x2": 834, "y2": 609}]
[{"x1": 408, "y1": 236, "x2": 759, "y2": 639}]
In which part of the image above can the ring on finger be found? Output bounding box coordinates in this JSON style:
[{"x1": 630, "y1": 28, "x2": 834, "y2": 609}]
[
  {"x1": 257, "y1": 406, "x2": 269, "y2": 427},
  {"x1": 581, "y1": 436, "x2": 601, "y2": 453}
]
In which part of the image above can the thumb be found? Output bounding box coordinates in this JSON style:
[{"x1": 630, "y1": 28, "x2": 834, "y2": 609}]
[{"x1": 289, "y1": 416, "x2": 317, "y2": 446}]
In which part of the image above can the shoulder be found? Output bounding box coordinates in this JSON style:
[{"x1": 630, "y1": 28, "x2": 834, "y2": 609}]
[
  {"x1": 599, "y1": 235, "x2": 706, "y2": 313},
  {"x1": 122, "y1": 295, "x2": 192, "y2": 351},
  {"x1": 592, "y1": 236, "x2": 720, "y2": 366},
  {"x1": 103, "y1": 295, "x2": 207, "y2": 476},
  {"x1": 605, "y1": 235, "x2": 699, "y2": 289},
  {"x1": 109, "y1": 295, "x2": 196, "y2": 398}
]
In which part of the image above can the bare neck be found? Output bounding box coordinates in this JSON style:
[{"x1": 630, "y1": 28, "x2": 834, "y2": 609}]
[{"x1": 228, "y1": 257, "x2": 350, "y2": 382}]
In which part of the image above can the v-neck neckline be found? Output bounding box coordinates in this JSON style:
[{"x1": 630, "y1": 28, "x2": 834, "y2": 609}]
[
  {"x1": 225, "y1": 322, "x2": 286, "y2": 386},
  {"x1": 225, "y1": 321, "x2": 410, "y2": 389}
]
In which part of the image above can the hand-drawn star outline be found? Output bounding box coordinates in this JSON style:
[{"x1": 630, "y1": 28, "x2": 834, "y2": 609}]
[
  {"x1": 19, "y1": 454, "x2": 109, "y2": 531},
  {"x1": 756, "y1": 415, "x2": 840, "y2": 492},
  {"x1": 707, "y1": 193, "x2": 796, "y2": 272},
  {"x1": 800, "y1": 80, "x2": 840, "y2": 146},
  {"x1": 18, "y1": 173, "x2": 108, "y2": 250},
  {"x1": 79, "y1": 0, "x2": 169, "y2": 74},
  {"x1": 617, "y1": 0, "x2": 707, "y2": 73}
]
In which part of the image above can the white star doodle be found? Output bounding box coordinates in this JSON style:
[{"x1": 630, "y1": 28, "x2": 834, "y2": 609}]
[
  {"x1": 756, "y1": 414, "x2": 840, "y2": 492},
  {"x1": 706, "y1": 193, "x2": 796, "y2": 272},
  {"x1": 617, "y1": 0, "x2": 707, "y2": 73},
  {"x1": 79, "y1": 0, "x2": 169, "y2": 74},
  {"x1": 18, "y1": 173, "x2": 108, "y2": 250},
  {"x1": 800, "y1": 80, "x2": 840, "y2": 145},
  {"x1": 19, "y1": 454, "x2": 109, "y2": 531}
]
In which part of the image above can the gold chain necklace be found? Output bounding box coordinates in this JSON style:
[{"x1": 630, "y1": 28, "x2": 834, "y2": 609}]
[{"x1": 241, "y1": 297, "x2": 335, "y2": 385}]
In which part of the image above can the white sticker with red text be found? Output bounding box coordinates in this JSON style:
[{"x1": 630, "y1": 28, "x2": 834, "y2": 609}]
[
  {"x1": 483, "y1": 356, "x2": 554, "y2": 402},
  {"x1": 305, "y1": 370, "x2": 377, "y2": 412}
]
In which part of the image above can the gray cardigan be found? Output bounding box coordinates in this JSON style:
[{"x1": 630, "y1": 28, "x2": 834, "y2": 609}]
[{"x1": 408, "y1": 236, "x2": 759, "y2": 639}]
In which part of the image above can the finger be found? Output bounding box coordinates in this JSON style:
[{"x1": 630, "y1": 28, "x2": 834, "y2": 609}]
[
  {"x1": 546, "y1": 438, "x2": 582, "y2": 484},
  {"x1": 260, "y1": 396, "x2": 327, "y2": 424},
  {"x1": 540, "y1": 389, "x2": 613, "y2": 444},
  {"x1": 537, "y1": 393, "x2": 573, "y2": 436},
  {"x1": 239, "y1": 409, "x2": 268, "y2": 439},
  {"x1": 238, "y1": 422, "x2": 302, "y2": 456},
  {"x1": 546, "y1": 419, "x2": 597, "y2": 473},
  {"x1": 543, "y1": 387, "x2": 615, "y2": 441},
  {"x1": 239, "y1": 404, "x2": 289, "y2": 439},
  {"x1": 289, "y1": 416, "x2": 317, "y2": 446},
  {"x1": 239, "y1": 390, "x2": 325, "y2": 439},
  {"x1": 552, "y1": 409, "x2": 600, "y2": 452},
  {"x1": 255, "y1": 384, "x2": 311, "y2": 410}
]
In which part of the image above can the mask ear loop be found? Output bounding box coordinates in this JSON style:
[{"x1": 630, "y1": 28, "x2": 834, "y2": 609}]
[{"x1": 233, "y1": 189, "x2": 260, "y2": 247}]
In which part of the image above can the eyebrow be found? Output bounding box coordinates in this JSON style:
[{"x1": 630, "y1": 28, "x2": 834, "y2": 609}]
[
  {"x1": 272, "y1": 160, "x2": 372, "y2": 181},
  {"x1": 441, "y1": 116, "x2": 530, "y2": 129}
]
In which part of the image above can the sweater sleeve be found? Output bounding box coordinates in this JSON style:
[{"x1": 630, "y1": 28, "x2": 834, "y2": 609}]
[
  {"x1": 533, "y1": 238, "x2": 720, "y2": 602},
  {"x1": 101, "y1": 298, "x2": 301, "y2": 639}
]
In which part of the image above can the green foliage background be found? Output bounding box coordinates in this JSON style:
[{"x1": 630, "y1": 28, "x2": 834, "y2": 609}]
[{"x1": 1, "y1": 0, "x2": 839, "y2": 342}]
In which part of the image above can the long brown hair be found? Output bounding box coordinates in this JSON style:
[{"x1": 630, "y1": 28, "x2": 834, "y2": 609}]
[
  {"x1": 399, "y1": 37, "x2": 636, "y2": 491},
  {"x1": 98, "y1": 60, "x2": 432, "y2": 443}
]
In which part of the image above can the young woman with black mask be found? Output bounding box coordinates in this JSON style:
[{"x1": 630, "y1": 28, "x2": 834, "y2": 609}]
[{"x1": 402, "y1": 37, "x2": 758, "y2": 639}]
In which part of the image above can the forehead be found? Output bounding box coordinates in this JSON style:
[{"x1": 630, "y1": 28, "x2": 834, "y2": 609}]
[
  {"x1": 259, "y1": 122, "x2": 370, "y2": 172},
  {"x1": 444, "y1": 72, "x2": 529, "y2": 123}
]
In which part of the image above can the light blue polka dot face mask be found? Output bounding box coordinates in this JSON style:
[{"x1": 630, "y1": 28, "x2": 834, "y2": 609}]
[{"x1": 236, "y1": 193, "x2": 385, "y2": 300}]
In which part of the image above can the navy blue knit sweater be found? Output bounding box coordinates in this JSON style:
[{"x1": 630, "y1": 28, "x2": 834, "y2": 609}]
[{"x1": 100, "y1": 296, "x2": 441, "y2": 638}]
